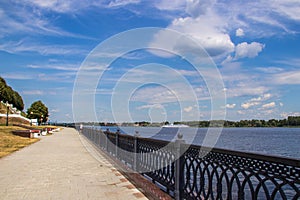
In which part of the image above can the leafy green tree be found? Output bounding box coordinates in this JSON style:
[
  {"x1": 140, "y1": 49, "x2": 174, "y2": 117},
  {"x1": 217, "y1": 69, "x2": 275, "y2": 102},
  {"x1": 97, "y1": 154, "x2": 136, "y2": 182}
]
[
  {"x1": 0, "y1": 77, "x2": 6, "y2": 95},
  {"x1": 0, "y1": 77, "x2": 24, "y2": 111},
  {"x1": 27, "y1": 100, "x2": 49, "y2": 125},
  {"x1": 12, "y1": 91, "x2": 24, "y2": 111}
]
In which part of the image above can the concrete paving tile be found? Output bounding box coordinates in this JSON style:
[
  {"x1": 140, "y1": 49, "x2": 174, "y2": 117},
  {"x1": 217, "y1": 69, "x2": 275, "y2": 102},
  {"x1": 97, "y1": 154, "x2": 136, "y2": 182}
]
[{"x1": 0, "y1": 128, "x2": 149, "y2": 200}]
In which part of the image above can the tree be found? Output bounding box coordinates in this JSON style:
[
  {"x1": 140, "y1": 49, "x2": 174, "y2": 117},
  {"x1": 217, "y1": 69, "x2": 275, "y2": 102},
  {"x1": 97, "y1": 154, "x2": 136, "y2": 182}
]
[
  {"x1": 27, "y1": 100, "x2": 49, "y2": 125},
  {"x1": 13, "y1": 91, "x2": 24, "y2": 111},
  {"x1": 0, "y1": 76, "x2": 24, "y2": 111}
]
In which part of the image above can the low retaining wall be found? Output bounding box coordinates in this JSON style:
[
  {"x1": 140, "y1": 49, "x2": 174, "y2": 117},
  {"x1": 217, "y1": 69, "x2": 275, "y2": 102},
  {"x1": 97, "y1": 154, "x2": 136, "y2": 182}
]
[{"x1": 0, "y1": 114, "x2": 31, "y2": 125}]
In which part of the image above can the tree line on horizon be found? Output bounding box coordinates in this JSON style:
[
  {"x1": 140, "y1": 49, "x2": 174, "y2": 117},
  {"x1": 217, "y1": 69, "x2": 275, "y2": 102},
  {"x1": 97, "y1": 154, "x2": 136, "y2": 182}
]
[
  {"x1": 78, "y1": 116, "x2": 300, "y2": 127},
  {"x1": 174, "y1": 116, "x2": 300, "y2": 127}
]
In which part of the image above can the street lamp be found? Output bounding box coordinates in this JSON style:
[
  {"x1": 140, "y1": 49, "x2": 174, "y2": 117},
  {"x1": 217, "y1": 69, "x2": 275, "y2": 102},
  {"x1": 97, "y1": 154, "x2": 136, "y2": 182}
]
[
  {"x1": 30, "y1": 111, "x2": 42, "y2": 126},
  {"x1": 40, "y1": 115, "x2": 43, "y2": 125},
  {"x1": 6, "y1": 102, "x2": 9, "y2": 126}
]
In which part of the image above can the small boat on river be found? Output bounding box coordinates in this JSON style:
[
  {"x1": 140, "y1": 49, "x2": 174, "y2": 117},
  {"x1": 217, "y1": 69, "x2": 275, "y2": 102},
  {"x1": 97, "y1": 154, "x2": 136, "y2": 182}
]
[{"x1": 162, "y1": 124, "x2": 189, "y2": 128}]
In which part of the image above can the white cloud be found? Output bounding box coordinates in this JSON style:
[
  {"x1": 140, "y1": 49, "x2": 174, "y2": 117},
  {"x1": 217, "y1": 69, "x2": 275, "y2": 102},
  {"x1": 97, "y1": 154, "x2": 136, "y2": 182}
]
[
  {"x1": 241, "y1": 93, "x2": 272, "y2": 109},
  {"x1": 271, "y1": 70, "x2": 300, "y2": 85},
  {"x1": 185, "y1": 0, "x2": 215, "y2": 18},
  {"x1": 1, "y1": 72, "x2": 35, "y2": 80},
  {"x1": 3, "y1": 71, "x2": 76, "y2": 83},
  {"x1": 255, "y1": 67, "x2": 284, "y2": 73},
  {"x1": 241, "y1": 102, "x2": 260, "y2": 109},
  {"x1": 226, "y1": 85, "x2": 269, "y2": 98},
  {"x1": 237, "y1": 110, "x2": 245, "y2": 115},
  {"x1": 270, "y1": 0, "x2": 300, "y2": 21},
  {"x1": 221, "y1": 62, "x2": 272, "y2": 98},
  {"x1": 217, "y1": 1, "x2": 298, "y2": 35},
  {"x1": 280, "y1": 112, "x2": 300, "y2": 118},
  {"x1": 250, "y1": 93, "x2": 272, "y2": 102},
  {"x1": 50, "y1": 109, "x2": 60, "y2": 113},
  {"x1": 262, "y1": 102, "x2": 276, "y2": 109},
  {"x1": 151, "y1": 16, "x2": 234, "y2": 58},
  {"x1": 235, "y1": 28, "x2": 244, "y2": 37},
  {"x1": 154, "y1": 0, "x2": 186, "y2": 11},
  {"x1": 132, "y1": 86, "x2": 180, "y2": 104},
  {"x1": 275, "y1": 58, "x2": 300, "y2": 67},
  {"x1": 184, "y1": 106, "x2": 193, "y2": 112},
  {"x1": 0, "y1": 4, "x2": 94, "y2": 40},
  {"x1": 235, "y1": 42, "x2": 265, "y2": 59},
  {"x1": 108, "y1": 0, "x2": 140, "y2": 8},
  {"x1": 137, "y1": 104, "x2": 163, "y2": 110},
  {"x1": 28, "y1": 63, "x2": 79, "y2": 71},
  {"x1": 0, "y1": 40, "x2": 88, "y2": 56},
  {"x1": 22, "y1": 90, "x2": 44, "y2": 95},
  {"x1": 19, "y1": 0, "x2": 86, "y2": 13},
  {"x1": 130, "y1": 83, "x2": 208, "y2": 104},
  {"x1": 226, "y1": 103, "x2": 236, "y2": 109}
]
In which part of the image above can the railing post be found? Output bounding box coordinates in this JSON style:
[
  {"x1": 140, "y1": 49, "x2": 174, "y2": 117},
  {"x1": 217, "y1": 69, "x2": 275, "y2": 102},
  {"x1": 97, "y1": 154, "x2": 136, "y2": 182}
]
[
  {"x1": 174, "y1": 133, "x2": 185, "y2": 200},
  {"x1": 116, "y1": 129, "x2": 120, "y2": 158},
  {"x1": 98, "y1": 129, "x2": 101, "y2": 147},
  {"x1": 105, "y1": 129, "x2": 109, "y2": 152},
  {"x1": 92, "y1": 127, "x2": 95, "y2": 143},
  {"x1": 133, "y1": 131, "x2": 140, "y2": 171}
]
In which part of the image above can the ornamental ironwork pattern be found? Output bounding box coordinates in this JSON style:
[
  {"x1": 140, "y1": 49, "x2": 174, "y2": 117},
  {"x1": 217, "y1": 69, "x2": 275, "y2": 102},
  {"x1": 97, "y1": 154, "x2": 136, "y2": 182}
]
[
  {"x1": 138, "y1": 138, "x2": 176, "y2": 193},
  {"x1": 80, "y1": 127, "x2": 300, "y2": 200},
  {"x1": 181, "y1": 144, "x2": 300, "y2": 200},
  {"x1": 106, "y1": 131, "x2": 116, "y2": 156},
  {"x1": 117, "y1": 134, "x2": 135, "y2": 166}
]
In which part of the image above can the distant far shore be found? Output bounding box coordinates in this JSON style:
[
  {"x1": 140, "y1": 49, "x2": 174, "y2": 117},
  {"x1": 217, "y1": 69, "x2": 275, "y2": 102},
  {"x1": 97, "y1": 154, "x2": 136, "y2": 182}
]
[{"x1": 60, "y1": 116, "x2": 300, "y2": 128}]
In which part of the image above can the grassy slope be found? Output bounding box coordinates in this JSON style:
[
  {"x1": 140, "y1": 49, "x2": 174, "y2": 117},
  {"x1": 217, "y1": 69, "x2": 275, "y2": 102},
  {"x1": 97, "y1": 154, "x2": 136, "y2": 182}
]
[{"x1": 0, "y1": 126, "x2": 39, "y2": 158}]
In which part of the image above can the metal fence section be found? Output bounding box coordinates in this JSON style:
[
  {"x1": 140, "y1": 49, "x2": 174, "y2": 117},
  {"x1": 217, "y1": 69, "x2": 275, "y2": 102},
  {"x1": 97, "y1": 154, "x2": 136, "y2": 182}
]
[{"x1": 81, "y1": 127, "x2": 300, "y2": 200}]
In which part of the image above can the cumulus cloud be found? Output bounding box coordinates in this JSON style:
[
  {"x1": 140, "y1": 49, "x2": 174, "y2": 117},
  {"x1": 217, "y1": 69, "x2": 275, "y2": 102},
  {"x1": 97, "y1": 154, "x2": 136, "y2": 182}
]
[
  {"x1": 226, "y1": 103, "x2": 236, "y2": 109},
  {"x1": 184, "y1": 106, "x2": 193, "y2": 112},
  {"x1": 149, "y1": 0, "x2": 236, "y2": 59},
  {"x1": 241, "y1": 93, "x2": 272, "y2": 109},
  {"x1": 241, "y1": 102, "x2": 260, "y2": 109},
  {"x1": 151, "y1": 16, "x2": 234, "y2": 58},
  {"x1": 235, "y1": 42, "x2": 265, "y2": 59},
  {"x1": 281, "y1": 111, "x2": 300, "y2": 118},
  {"x1": 262, "y1": 102, "x2": 276, "y2": 109},
  {"x1": 185, "y1": 0, "x2": 215, "y2": 18},
  {"x1": 154, "y1": 0, "x2": 186, "y2": 11},
  {"x1": 250, "y1": 93, "x2": 272, "y2": 102},
  {"x1": 236, "y1": 28, "x2": 244, "y2": 37}
]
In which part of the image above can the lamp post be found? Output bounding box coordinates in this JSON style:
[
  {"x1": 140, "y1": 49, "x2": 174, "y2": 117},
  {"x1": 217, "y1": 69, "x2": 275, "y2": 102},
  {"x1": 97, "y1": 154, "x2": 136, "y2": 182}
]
[
  {"x1": 6, "y1": 102, "x2": 9, "y2": 126},
  {"x1": 40, "y1": 115, "x2": 43, "y2": 126},
  {"x1": 30, "y1": 111, "x2": 42, "y2": 126}
]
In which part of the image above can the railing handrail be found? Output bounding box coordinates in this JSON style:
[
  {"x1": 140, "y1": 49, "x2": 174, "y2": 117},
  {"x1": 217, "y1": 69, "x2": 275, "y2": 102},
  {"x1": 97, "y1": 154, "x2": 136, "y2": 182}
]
[
  {"x1": 81, "y1": 127, "x2": 300, "y2": 200},
  {"x1": 103, "y1": 129, "x2": 300, "y2": 166},
  {"x1": 187, "y1": 143, "x2": 300, "y2": 166}
]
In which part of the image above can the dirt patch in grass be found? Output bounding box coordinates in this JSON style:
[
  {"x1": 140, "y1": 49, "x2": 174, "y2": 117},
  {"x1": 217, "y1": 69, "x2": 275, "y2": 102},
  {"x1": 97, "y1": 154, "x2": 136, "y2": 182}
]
[{"x1": 0, "y1": 126, "x2": 39, "y2": 158}]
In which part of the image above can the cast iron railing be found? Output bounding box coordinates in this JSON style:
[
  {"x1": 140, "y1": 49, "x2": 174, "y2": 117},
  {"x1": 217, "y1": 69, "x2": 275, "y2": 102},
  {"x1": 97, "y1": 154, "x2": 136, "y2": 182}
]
[{"x1": 80, "y1": 127, "x2": 300, "y2": 200}]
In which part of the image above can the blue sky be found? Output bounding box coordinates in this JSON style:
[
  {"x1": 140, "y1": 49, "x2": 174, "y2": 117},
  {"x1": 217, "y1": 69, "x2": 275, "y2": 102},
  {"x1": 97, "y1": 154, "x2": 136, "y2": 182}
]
[{"x1": 1, "y1": 0, "x2": 300, "y2": 123}]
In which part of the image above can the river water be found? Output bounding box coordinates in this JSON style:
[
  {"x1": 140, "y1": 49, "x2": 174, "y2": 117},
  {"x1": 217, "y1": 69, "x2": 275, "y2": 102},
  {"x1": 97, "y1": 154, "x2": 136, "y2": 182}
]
[{"x1": 93, "y1": 126, "x2": 300, "y2": 159}]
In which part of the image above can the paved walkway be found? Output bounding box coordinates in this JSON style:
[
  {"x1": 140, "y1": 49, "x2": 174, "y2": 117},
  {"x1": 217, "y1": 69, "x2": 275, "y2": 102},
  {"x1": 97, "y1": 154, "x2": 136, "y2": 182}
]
[{"x1": 0, "y1": 128, "x2": 148, "y2": 200}]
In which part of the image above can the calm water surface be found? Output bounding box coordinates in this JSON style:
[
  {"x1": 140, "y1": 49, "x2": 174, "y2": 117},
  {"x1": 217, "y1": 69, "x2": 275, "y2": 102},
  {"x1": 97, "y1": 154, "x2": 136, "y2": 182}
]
[{"x1": 96, "y1": 126, "x2": 300, "y2": 159}]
